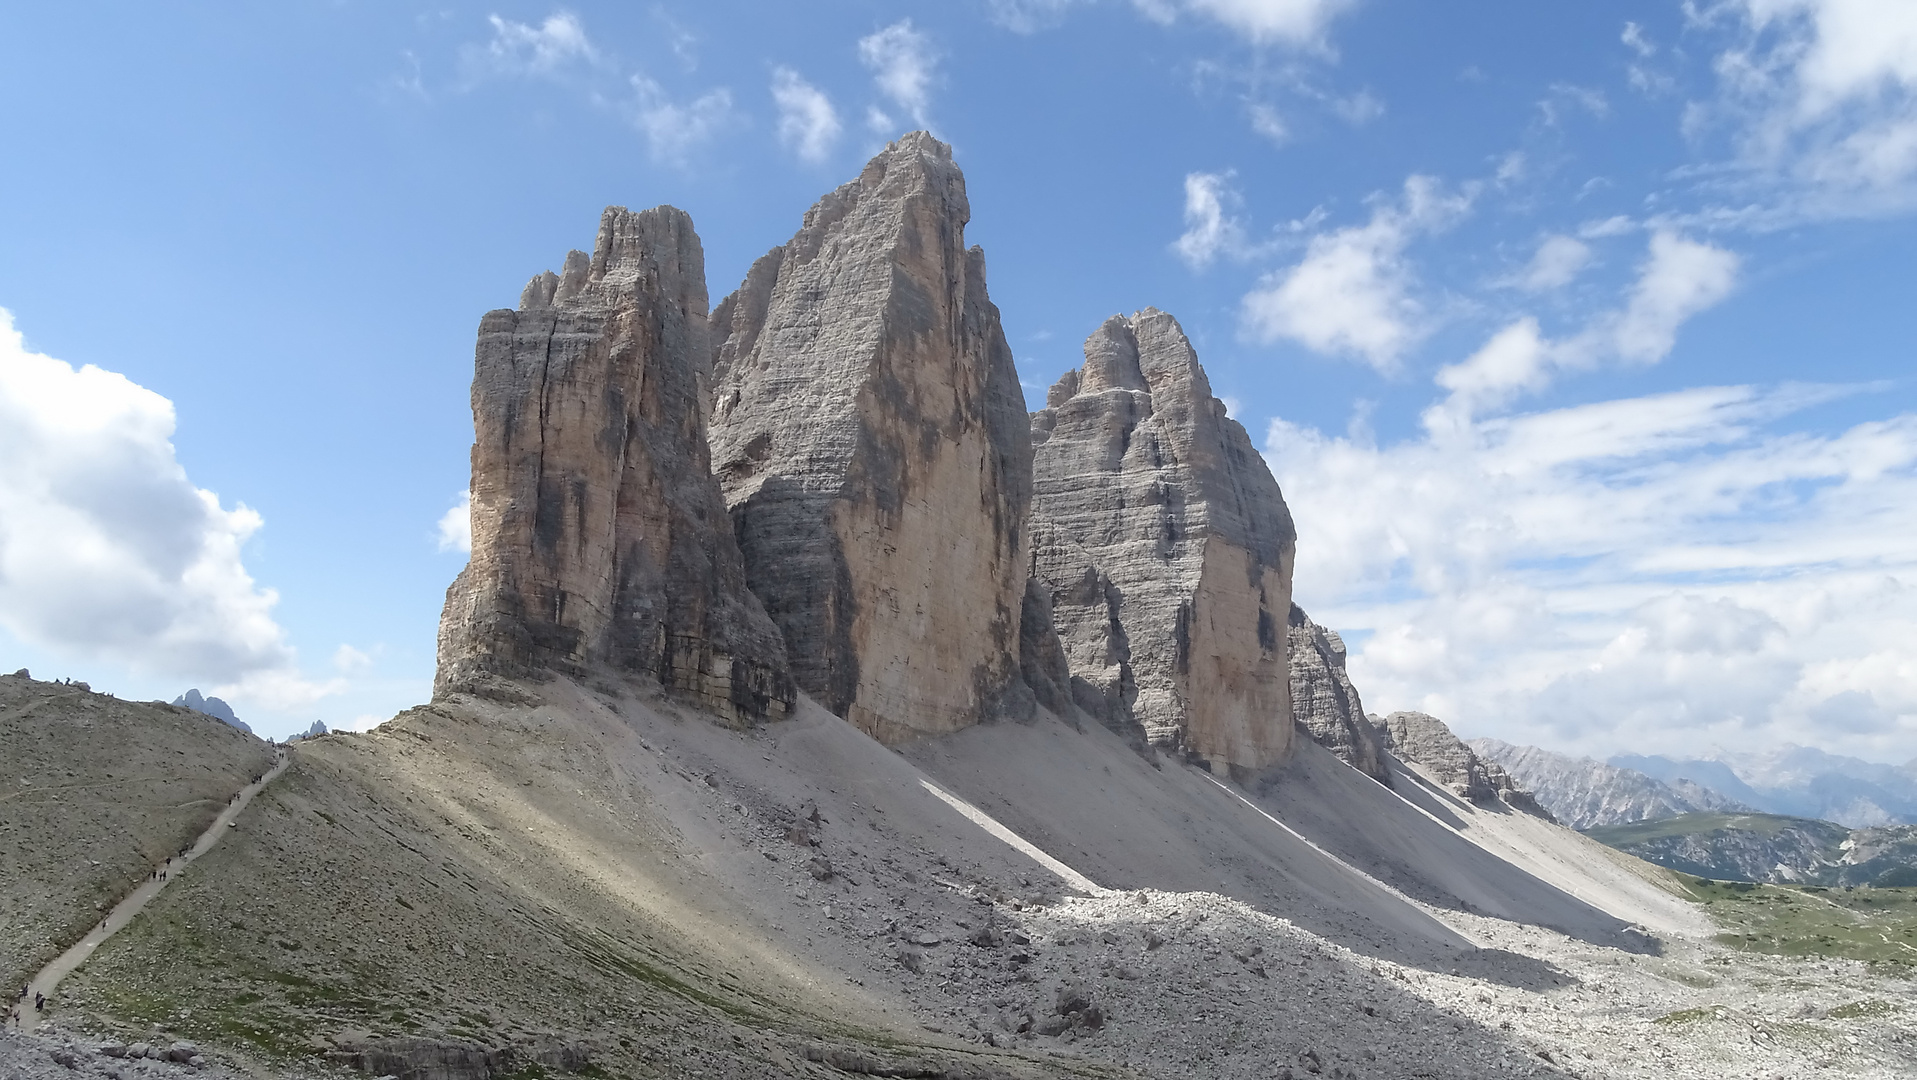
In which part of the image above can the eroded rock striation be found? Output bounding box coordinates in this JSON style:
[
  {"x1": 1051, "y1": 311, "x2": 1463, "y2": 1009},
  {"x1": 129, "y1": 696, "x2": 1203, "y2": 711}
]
[
  {"x1": 705, "y1": 132, "x2": 1033, "y2": 742},
  {"x1": 436, "y1": 205, "x2": 793, "y2": 722},
  {"x1": 1288, "y1": 606, "x2": 1389, "y2": 785},
  {"x1": 1029, "y1": 310, "x2": 1297, "y2": 775},
  {"x1": 1379, "y1": 711, "x2": 1550, "y2": 818}
]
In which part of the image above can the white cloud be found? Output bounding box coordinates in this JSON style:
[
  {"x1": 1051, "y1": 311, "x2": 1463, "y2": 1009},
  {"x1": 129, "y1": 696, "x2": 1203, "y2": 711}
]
[
  {"x1": 332, "y1": 644, "x2": 373, "y2": 673},
  {"x1": 438, "y1": 490, "x2": 472, "y2": 554},
  {"x1": 1621, "y1": 21, "x2": 1656, "y2": 59},
  {"x1": 1249, "y1": 102, "x2": 1288, "y2": 142},
  {"x1": 0, "y1": 308, "x2": 336, "y2": 709},
  {"x1": 771, "y1": 67, "x2": 841, "y2": 163},
  {"x1": 1509, "y1": 234, "x2": 1592, "y2": 292},
  {"x1": 1239, "y1": 175, "x2": 1472, "y2": 371},
  {"x1": 1609, "y1": 230, "x2": 1741, "y2": 363},
  {"x1": 1707, "y1": 0, "x2": 1917, "y2": 212},
  {"x1": 629, "y1": 75, "x2": 735, "y2": 164},
  {"x1": 1172, "y1": 171, "x2": 1249, "y2": 268},
  {"x1": 465, "y1": 13, "x2": 598, "y2": 79},
  {"x1": 1145, "y1": 0, "x2": 1356, "y2": 46},
  {"x1": 1538, "y1": 83, "x2": 1611, "y2": 126},
  {"x1": 1432, "y1": 229, "x2": 1738, "y2": 424},
  {"x1": 859, "y1": 21, "x2": 938, "y2": 131},
  {"x1": 989, "y1": 0, "x2": 1082, "y2": 33},
  {"x1": 1267, "y1": 383, "x2": 1917, "y2": 762}
]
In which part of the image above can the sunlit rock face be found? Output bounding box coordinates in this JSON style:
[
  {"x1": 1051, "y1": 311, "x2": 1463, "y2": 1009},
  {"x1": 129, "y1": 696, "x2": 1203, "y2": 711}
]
[
  {"x1": 436, "y1": 205, "x2": 792, "y2": 722},
  {"x1": 705, "y1": 132, "x2": 1034, "y2": 743},
  {"x1": 1029, "y1": 309, "x2": 1298, "y2": 777}
]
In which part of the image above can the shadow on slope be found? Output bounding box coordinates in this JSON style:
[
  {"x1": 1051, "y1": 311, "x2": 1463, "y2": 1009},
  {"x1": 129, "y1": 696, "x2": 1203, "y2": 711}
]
[
  {"x1": 1252, "y1": 739, "x2": 1703, "y2": 952},
  {"x1": 902, "y1": 710, "x2": 1589, "y2": 987},
  {"x1": 41, "y1": 676, "x2": 1593, "y2": 1079}
]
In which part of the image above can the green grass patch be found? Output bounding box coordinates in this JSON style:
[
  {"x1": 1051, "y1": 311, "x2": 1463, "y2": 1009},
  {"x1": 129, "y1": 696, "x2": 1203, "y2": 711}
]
[
  {"x1": 1654, "y1": 1005, "x2": 1725, "y2": 1025},
  {"x1": 1682, "y1": 877, "x2": 1917, "y2": 968},
  {"x1": 1829, "y1": 999, "x2": 1900, "y2": 1020}
]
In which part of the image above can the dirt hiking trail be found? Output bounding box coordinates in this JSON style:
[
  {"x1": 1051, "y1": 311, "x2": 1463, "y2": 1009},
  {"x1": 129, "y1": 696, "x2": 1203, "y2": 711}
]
[{"x1": 8, "y1": 750, "x2": 288, "y2": 1033}]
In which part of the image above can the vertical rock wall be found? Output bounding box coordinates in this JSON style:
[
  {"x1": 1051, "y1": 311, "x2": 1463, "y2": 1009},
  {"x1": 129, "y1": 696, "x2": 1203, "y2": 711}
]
[
  {"x1": 705, "y1": 133, "x2": 1034, "y2": 743},
  {"x1": 1029, "y1": 310, "x2": 1297, "y2": 776},
  {"x1": 1288, "y1": 604, "x2": 1391, "y2": 785},
  {"x1": 436, "y1": 206, "x2": 793, "y2": 722}
]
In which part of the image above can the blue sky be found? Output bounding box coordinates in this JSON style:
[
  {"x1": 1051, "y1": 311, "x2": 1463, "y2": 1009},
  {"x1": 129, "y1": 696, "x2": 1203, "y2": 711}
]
[{"x1": 3, "y1": 1, "x2": 1915, "y2": 762}]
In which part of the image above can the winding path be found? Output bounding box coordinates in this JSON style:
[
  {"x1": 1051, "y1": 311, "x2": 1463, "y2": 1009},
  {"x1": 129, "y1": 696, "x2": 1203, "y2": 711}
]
[{"x1": 7, "y1": 749, "x2": 290, "y2": 1032}]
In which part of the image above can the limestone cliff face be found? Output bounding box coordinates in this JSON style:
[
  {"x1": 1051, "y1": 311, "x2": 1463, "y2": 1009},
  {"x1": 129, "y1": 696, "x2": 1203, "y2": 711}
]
[
  {"x1": 1029, "y1": 310, "x2": 1297, "y2": 775},
  {"x1": 705, "y1": 133, "x2": 1033, "y2": 743},
  {"x1": 1288, "y1": 605, "x2": 1389, "y2": 785},
  {"x1": 436, "y1": 205, "x2": 793, "y2": 722},
  {"x1": 1379, "y1": 711, "x2": 1551, "y2": 819}
]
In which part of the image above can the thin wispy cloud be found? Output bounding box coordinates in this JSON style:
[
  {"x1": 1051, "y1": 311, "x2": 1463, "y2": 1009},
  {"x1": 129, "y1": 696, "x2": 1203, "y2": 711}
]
[
  {"x1": 1693, "y1": 0, "x2": 1917, "y2": 217},
  {"x1": 1140, "y1": 0, "x2": 1357, "y2": 47},
  {"x1": 1172, "y1": 171, "x2": 1250, "y2": 268},
  {"x1": 629, "y1": 74, "x2": 736, "y2": 165},
  {"x1": 771, "y1": 67, "x2": 842, "y2": 163},
  {"x1": 462, "y1": 12, "x2": 599, "y2": 81},
  {"x1": 1434, "y1": 229, "x2": 1739, "y2": 423},
  {"x1": 860, "y1": 20, "x2": 938, "y2": 133}
]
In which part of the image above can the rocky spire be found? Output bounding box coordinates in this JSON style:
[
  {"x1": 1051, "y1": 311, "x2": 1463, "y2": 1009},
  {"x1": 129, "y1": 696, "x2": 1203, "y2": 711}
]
[
  {"x1": 705, "y1": 132, "x2": 1035, "y2": 743},
  {"x1": 436, "y1": 205, "x2": 793, "y2": 722},
  {"x1": 1379, "y1": 711, "x2": 1552, "y2": 818},
  {"x1": 1288, "y1": 604, "x2": 1391, "y2": 785},
  {"x1": 1029, "y1": 310, "x2": 1297, "y2": 777}
]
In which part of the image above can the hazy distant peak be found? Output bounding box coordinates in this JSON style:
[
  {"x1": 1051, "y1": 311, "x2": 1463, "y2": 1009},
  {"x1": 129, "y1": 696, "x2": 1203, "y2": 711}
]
[{"x1": 171, "y1": 688, "x2": 251, "y2": 735}]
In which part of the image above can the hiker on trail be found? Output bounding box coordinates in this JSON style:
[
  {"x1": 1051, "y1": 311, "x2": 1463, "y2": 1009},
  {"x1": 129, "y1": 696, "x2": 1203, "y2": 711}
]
[{"x1": 35, "y1": 992, "x2": 44, "y2": 1010}]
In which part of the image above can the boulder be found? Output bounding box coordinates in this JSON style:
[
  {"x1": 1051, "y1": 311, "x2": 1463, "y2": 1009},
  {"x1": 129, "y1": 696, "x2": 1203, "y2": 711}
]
[
  {"x1": 1288, "y1": 604, "x2": 1390, "y2": 785},
  {"x1": 706, "y1": 132, "x2": 1033, "y2": 742},
  {"x1": 435, "y1": 205, "x2": 792, "y2": 722},
  {"x1": 1029, "y1": 310, "x2": 1297, "y2": 775}
]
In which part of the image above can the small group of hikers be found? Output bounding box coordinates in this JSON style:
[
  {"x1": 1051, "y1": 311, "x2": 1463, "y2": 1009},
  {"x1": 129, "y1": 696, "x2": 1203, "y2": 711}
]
[{"x1": 10, "y1": 984, "x2": 47, "y2": 1028}]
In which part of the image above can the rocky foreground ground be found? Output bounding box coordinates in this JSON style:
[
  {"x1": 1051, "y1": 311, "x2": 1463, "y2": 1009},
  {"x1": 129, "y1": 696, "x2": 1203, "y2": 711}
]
[{"x1": 4, "y1": 673, "x2": 1907, "y2": 1080}]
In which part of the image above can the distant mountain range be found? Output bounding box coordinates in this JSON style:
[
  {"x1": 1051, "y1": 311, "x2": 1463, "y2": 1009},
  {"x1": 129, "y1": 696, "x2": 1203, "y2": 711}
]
[
  {"x1": 1613, "y1": 747, "x2": 1917, "y2": 828},
  {"x1": 1473, "y1": 738, "x2": 1917, "y2": 831},
  {"x1": 1584, "y1": 813, "x2": 1917, "y2": 887},
  {"x1": 1470, "y1": 740, "x2": 1752, "y2": 829}
]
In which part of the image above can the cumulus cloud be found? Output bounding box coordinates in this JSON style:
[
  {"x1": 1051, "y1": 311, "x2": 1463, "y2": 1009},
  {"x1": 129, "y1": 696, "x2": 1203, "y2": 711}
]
[
  {"x1": 1172, "y1": 171, "x2": 1250, "y2": 268},
  {"x1": 437, "y1": 491, "x2": 472, "y2": 554},
  {"x1": 629, "y1": 75, "x2": 735, "y2": 164},
  {"x1": 0, "y1": 309, "x2": 335, "y2": 710},
  {"x1": 860, "y1": 21, "x2": 938, "y2": 132},
  {"x1": 771, "y1": 67, "x2": 842, "y2": 163},
  {"x1": 1239, "y1": 175, "x2": 1472, "y2": 371},
  {"x1": 1267, "y1": 382, "x2": 1917, "y2": 761},
  {"x1": 463, "y1": 12, "x2": 598, "y2": 79},
  {"x1": 1142, "y1": 0, "x2": 1356, "y2": 46}
]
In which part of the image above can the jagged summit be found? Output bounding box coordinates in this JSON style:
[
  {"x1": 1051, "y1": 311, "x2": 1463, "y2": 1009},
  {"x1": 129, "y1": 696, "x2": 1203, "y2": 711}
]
[
  {"x1": 705, "y1": 132, "x2": 1034, "y2": 742},
  {"x1": 435, "y1": 204, "x2": 792, "y2": 722},
  {"x1": 172, "y1": 688, "x2": 249, "y2": 734},
  {"x1": 1028, "y1": 309, "x2": 1297, "y2": 777}
]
